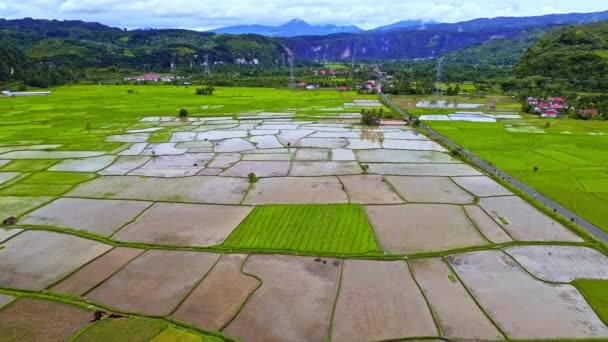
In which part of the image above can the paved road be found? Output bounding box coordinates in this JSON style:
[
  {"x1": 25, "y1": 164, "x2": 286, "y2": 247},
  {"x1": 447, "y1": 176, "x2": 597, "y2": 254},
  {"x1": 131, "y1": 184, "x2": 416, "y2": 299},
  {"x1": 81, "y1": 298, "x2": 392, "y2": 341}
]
[{"x1": 379, "y1": 93, "x2": 608, "y2": 244}]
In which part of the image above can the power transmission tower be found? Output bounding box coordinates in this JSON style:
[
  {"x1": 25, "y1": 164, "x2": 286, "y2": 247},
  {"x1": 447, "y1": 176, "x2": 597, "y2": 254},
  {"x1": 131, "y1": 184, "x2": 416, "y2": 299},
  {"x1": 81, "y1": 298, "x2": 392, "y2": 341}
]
[
  {"x1": 434, "y1": 57, "x2": 443, "y2": 96},
  {"x1": 288, "y1": 55, "x2": 296, "y2": 90},
  {"x1": 203, "y1": 54, "x2": 211, "y2": 79}
]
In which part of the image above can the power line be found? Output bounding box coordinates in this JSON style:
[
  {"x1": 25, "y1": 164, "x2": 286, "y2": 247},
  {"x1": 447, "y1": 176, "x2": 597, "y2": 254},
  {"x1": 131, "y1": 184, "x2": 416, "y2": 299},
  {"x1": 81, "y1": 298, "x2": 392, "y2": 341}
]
[
  {"x1": 288, "y1": 55, "x2": 296, "y2": 90},
  {"x1": 434, "y1": 57, "x2": 443, "y2": 96},
  {"x1": 203, "y1": 54, "x2": 211, "y2": 78}
]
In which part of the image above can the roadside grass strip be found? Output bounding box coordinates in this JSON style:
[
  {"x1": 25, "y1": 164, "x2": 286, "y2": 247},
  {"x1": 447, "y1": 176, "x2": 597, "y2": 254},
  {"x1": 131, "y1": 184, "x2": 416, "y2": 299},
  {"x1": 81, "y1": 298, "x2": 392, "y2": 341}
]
[
  {"x1": 221, "y1": 204, "x2": 380, "y2": 255},
  {"x1": 573, "y1": 279, "x2": 608, "y2": 325}
]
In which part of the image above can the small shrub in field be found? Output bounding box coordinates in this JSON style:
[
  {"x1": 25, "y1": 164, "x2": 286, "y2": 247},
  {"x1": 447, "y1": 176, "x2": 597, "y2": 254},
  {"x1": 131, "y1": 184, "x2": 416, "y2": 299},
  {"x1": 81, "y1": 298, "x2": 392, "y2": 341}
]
[
  {"x1": 195, "y1": 86, "x2": 215, "y2": 95},
  {"x1": 248, "y1": 172, "x2": 258, "y2": 183},
  {"x1": 360, "y1": 109, "x2": 380, "y2": 125},
  {"x1": 178, "y1": 108, "x2": 188, "y2": 117},
  {"x1": 411, "y1": 118, "x2": 421, "y2": 127}
]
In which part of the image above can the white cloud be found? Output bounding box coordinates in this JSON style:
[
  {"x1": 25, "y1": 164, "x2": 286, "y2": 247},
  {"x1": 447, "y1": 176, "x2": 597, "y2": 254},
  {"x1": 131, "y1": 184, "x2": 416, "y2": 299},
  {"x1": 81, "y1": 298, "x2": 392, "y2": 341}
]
[{"x1": 0, "y1": 0, "x2": 607, "y2": 30}]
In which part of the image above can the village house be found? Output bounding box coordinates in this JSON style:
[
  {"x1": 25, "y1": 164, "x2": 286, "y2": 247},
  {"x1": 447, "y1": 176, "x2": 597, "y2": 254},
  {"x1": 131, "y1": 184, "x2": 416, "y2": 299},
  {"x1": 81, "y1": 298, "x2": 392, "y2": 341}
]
[
  {"x1": 541, "y1": 109, "x2": 559, "y2": 118},
  {"x1": 528, "y1": 96, "x2": 572, "y2": 117},
  {"x1": 123, "y1": 72, "x2": 176, "y2": 82}
]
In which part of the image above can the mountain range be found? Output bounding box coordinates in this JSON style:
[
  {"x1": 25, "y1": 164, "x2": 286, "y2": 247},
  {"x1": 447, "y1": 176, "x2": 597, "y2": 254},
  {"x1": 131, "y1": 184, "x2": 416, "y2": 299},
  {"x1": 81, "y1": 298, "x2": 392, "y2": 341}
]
[
  {"x1": 2, "y1": 9, "x2": 608, "y2": 87},
  {"x1": 208, "y1": 10, "x2": 608, "y2": 38},
  {"x1": 208, "y1": 19, "x2": 364, "y2": 37}
]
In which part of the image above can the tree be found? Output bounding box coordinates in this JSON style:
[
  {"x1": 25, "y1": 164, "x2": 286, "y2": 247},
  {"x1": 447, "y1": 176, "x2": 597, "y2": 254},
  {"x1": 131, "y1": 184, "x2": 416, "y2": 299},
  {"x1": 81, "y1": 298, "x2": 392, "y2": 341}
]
[{"x1": 195, "y1": 85, "x2": 215, "y2": 95}]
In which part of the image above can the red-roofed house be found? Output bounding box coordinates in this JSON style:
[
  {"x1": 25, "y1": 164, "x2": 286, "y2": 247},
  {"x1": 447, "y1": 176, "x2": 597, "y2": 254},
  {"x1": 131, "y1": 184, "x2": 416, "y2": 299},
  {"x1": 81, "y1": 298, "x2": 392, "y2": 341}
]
[
  {"x1": 541, "y1": 109, "x2": 558, "y2": 118},
  {"x1": 549, "y1": 97, "x2": 566, "y2": 103},
  {"x1": 550, "y1": 104, "x2": 565, "y2": 110},
  {"x1": 527, "y1": 97, "x2": 539, "y2": 105}
]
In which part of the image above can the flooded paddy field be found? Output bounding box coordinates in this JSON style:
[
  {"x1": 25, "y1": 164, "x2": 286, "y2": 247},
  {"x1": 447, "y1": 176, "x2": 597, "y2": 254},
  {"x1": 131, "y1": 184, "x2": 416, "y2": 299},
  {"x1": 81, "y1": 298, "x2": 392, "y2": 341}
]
[{"x1": 0, "y1": 86, "x2": 606, "y2": 341}]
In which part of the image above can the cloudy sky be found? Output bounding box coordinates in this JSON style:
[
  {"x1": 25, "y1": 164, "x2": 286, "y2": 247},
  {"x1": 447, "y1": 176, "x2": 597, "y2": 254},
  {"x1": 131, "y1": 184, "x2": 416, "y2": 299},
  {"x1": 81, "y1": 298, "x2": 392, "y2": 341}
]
[{"x1": 1, "y1": 0, "x2": 607, "y2": 30}]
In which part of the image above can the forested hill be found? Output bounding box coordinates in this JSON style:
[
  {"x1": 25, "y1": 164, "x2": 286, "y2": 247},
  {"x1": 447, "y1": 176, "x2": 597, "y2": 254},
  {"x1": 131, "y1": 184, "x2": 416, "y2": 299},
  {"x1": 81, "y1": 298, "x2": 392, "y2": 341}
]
[
  {"x1": 515, "y1": 23, "x2": 608, "y2": 90},
  {"x1": 0, "y1": 18, "x2": 284, "y2": 87}
]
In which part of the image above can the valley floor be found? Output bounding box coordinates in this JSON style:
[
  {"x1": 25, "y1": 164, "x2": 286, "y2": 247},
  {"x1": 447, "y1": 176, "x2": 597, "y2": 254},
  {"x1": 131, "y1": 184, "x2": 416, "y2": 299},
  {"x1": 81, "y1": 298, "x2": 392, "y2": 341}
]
[{"x1": 0, "y1": 86, "x2": 607, "y2": 341}]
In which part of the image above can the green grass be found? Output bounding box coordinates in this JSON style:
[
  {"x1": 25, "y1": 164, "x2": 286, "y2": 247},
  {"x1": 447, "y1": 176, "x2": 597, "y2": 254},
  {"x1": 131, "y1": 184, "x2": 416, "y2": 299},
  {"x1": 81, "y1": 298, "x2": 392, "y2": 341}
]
[
  {"x1": 0, "y1": 159, "x2": 58, "y2": 172},
  {"x1": 221, "y1": 204, "x2": 380, "y2": 255},
  {"x1": 0, "y1": 183, "x2": 73, "y2": 196},
  {"x1": 150, "y1": 327, "x2": 224, "y2": 342},
  {"x1": 573, "y1": 279, "x2": 608, "y2": 325},
  {"x1": 149, "y1": 130, "x2": 173, "y2": 143},
  {"x1": 20, "y1": 172, "x2": 97, "y2": 185},
  {"x1": 151, "y1": 327, "x2": 202, "y2": 342},
  {"x1": 426, "y1": 118, "x2": 608, "y2": 232},
  {"x1": 73, "y1": 318, "x2": 165, "y2": 342}
]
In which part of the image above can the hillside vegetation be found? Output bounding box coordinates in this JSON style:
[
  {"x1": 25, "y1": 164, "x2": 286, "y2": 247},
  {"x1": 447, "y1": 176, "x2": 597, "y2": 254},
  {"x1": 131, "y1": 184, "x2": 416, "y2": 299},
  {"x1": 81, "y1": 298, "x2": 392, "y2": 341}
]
[{"x1": 516, "y1": 23, "x2": 608, "y2": 91}]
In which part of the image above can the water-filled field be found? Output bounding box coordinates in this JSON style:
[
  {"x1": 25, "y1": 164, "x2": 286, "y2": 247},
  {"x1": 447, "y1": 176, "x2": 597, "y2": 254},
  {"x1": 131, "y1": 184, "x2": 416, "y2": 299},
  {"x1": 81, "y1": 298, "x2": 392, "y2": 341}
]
[{"x1": 0, "y1": 87, "x2": 607, "y2": 341}]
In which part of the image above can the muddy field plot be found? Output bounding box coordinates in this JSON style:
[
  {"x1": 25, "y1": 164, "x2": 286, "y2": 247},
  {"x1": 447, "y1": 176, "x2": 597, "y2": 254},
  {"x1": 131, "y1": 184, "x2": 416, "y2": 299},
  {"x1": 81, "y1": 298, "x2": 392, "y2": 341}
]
[
  {"x1": 20, "y1": 197, "x2": 151, "y2": 235},
  {"x1": 504, "y1": 245, "x2": 608, "y2": 282},
  {"x1": 366, "y1": 163, "x2": 482, "y2": 176},
  {"x1": 331, "y1": 260, "x2": 436, "y2": 342},
  {"x1": 221, "y1": 161, "x2": 291, "y2": 177},
  {"x1": 87, "y1": 250, "x2": 219, "y2": 316},
  {"x1": 385, "y1": 176, "x2": 474, "y2": 204},
  {"x1": 68, "y1": 176, "x2": 250, "y2": 204},
  {"x1": 451, "y1": 176, "x2": 513, "y2": 197},
  {"x1": 52, "y1": 247, "x2": 144, "y2": 296},
  {"x1": 0, "y1": 231, "x2": 111, "y2": 290},
  {"x1": 0, "y1": 228, "x2": 22, "y2": 243},
  {"x1": 479, "y1": 196, "x2": 582, "y2": 242},
  {"x1": 224, "y1": 254, "x2": 340, "y2": 342},
  {"x1": 173, "y1": 254, "x2": 260, "y2": 330},
  {"x1": 243, "y1": 177, "x2": 348, "y2": 204},
  {"x1": 463, "y1": 205, "x2": 513, "y2": 243},
  {"x1": 449, "y1": 250, "x2": 608, "y2": 339},
  {"x1": 410, "y1": 258, "x2": 503, "y2": 340},
  {"x1": 289, "y1": 161, "x2": 362, "y2": 176},
  {"x1": 366, "y1": 204, "x2": 488, "y2": 254},
  {"x1": 222, "y1": 204, "x2": 379, "y2": 255},
  {"x1": 114, "y1": 203, "x2": 252, "y2": 246},
  {"x1": 338, "y1": 175, "x2": 403, "y2": 204},
  {"x1": 0, "y1": 298, "x2": 91, "y2": 342}
]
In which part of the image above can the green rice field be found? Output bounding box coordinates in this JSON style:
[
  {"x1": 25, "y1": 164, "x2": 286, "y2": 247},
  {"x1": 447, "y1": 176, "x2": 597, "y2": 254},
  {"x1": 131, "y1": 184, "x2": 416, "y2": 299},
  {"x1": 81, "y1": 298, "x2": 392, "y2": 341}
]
[
  {"x1": 221, "y1": 204, "x2": 380, "y2": 255},
  {"x1": 426, "y1": 118, "x2": 608, "y2": 232},
  {"x1": 573, "y1": 279, "x2": 608, "y2": 324}
]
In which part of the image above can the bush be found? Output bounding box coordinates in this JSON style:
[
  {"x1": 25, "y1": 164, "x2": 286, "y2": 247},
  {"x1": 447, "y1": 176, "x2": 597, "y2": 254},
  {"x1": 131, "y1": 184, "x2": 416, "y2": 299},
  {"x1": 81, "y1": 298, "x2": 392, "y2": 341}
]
[
  {"x1": 178, "y1": 108, "x2": 188, "y2": 117},
  {"x1": 248, "y1": 172, "x2": 258, "y2": 183},
  {"x1": 195, "y1": 85, "x2": 215, "y2": 95},
  {"x1": 360, "y1": 109, "x2": 381, "y2": 125}
]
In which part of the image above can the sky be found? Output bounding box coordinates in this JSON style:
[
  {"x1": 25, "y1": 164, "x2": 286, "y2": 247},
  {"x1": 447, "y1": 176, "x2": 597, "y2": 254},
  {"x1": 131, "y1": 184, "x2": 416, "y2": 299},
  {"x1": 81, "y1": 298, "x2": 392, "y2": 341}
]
[{"x1": 1, "y1": 0, "x2": 607, "y2": 30}]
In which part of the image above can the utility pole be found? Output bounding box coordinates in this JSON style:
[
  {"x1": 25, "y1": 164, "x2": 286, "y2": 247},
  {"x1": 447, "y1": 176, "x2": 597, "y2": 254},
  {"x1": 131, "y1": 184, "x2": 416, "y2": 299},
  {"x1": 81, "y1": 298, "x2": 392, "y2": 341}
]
[
  {"x1": 288, "y1": 55, "x2": 296, "y2": 90},
  {"x1": 434, "y1": 57, "x2": 443, "y2": 96},
  {"x1": 203, "y1": 54, "x2": 211, "y2": 79}
]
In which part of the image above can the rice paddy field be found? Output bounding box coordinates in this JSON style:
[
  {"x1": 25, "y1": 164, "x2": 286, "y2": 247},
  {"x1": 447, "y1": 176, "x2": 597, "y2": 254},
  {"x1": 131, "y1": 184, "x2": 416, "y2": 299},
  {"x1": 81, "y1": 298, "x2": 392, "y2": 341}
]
[
  {"x1": 0, "y1": 85, "x2": 607, "y2": 341},
  {"x1": 425, "y1": 118, "x2": 608, "y2": 233},
  {"x1": 221, "y1": 204, "x2": 379, "y2": 255}
]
